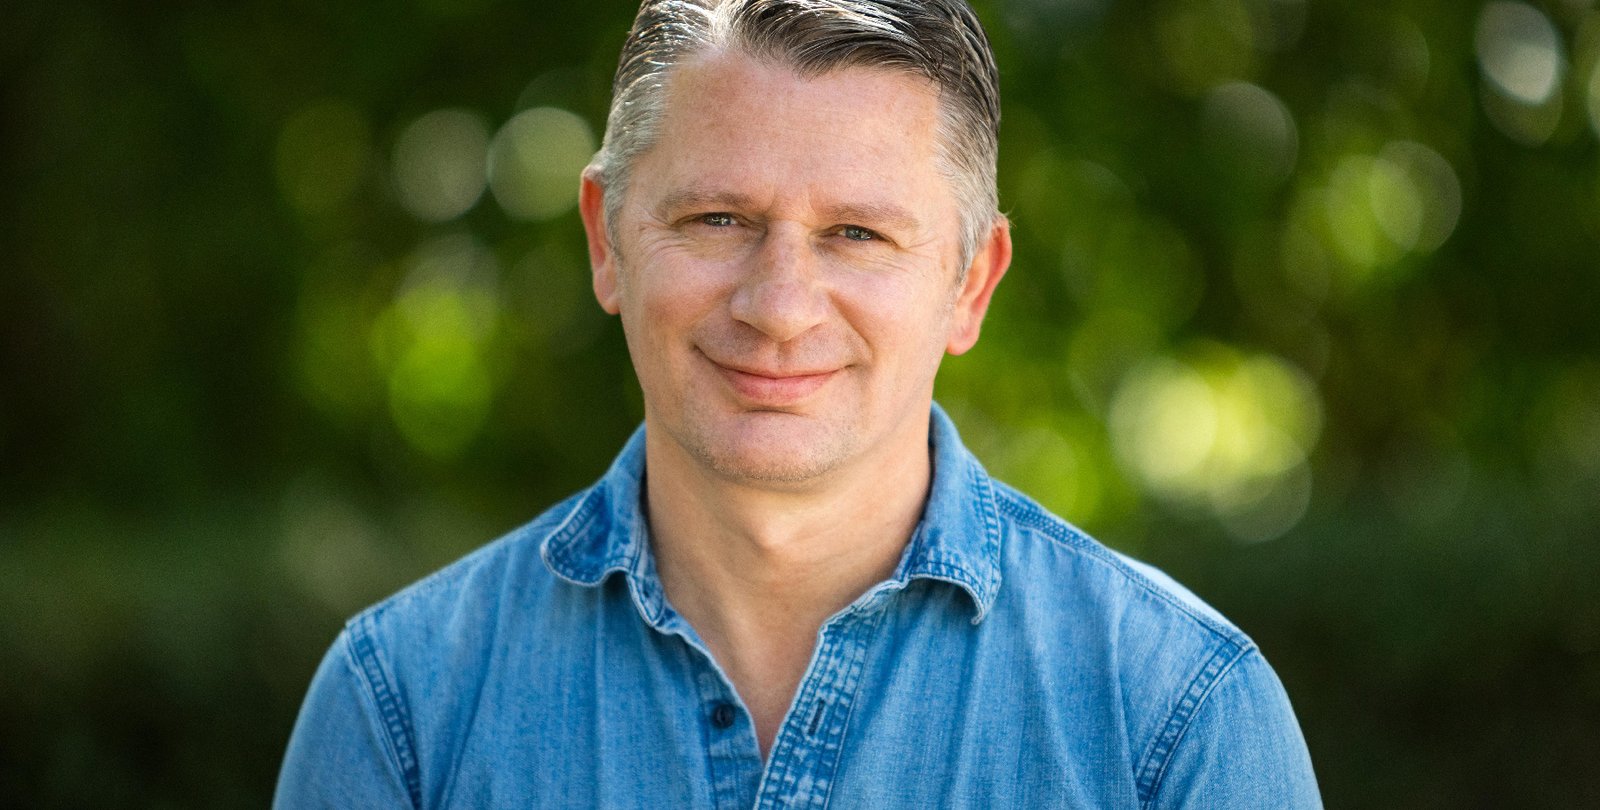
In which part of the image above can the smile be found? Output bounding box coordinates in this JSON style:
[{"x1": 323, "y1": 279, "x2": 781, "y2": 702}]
[{"x1": 708, "y1": 357, "x2": 840, "y2": 406}]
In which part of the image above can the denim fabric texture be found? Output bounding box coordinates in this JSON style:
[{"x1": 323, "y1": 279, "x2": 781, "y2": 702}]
[{"x1": 275, "y1": 405, "x2": 1321, "y2": 808}]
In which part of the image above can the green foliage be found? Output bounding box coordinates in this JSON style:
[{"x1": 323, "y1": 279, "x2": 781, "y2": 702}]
[{"x1": 2, "y1": 0, "x2": 1598, "y2": 805}]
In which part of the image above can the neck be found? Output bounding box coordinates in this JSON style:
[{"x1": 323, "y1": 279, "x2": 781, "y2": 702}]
[
  {"x1": 642, "y1": 412, "x2": 932, "y2": 755},
  {"x1": 645, "y1": 423, "x2": 931, "y2": 637}
]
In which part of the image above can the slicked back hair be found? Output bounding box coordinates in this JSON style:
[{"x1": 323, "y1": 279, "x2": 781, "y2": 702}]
[{"x1": 587, "y1": 0, "x2": 1001, "y2": 269}]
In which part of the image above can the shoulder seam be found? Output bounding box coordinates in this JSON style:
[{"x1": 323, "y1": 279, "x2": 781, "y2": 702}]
[
  {"x1": 1135, "y1": 642, "x2": 1255, "y2": 808},
  {"x1": 343, "y1": 617, "x2": 423, "y2": 809},
  {"x1": 994, "y1": 488, "x2": 1243, "y2": 644}
]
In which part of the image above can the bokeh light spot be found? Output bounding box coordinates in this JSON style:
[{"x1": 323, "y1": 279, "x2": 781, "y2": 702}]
[
  {"x1": 395, "y1": 234, "x2": 501, "y2": 343},
  {"x1": 1481, "y1": 79, "x2": 1566, "y2": 145},
  {"x1": 1110, "y1": 347, "x2": 1322, "y2": 540},
  {"x1": 1318, "y1": 142, "x2": 1462, "y2": 279},
  {"x1": 1216, "y1": 457, "x2": 1313, "y2": 544},
  {"x1": 392, "y1": 108, "x2": 490, "y2": 222},
  {"x1": 1201, "y1": 81, "x2": 1298, "y2": 187},
  {"x1": 1367, "y1": 156, "x2": 1425, "y2": 254},
  {"x1": 388, "y1": 327, "x2": 494, "y2": 460},
  {"x1": 279, "y1": 477, "x2": 389, "y2": 613},
  {"x1": 372, "y1": 235, "x2": 504, "y2": 459},
  {"x1": 1110, "y1": 357, "x2": 1219, "y2": 488},
  {"x1": 1379, "y1": 141, "x2": 1462, "y2": 253},
  {"x1": 488, "y1": 107, "x2": 596, "y2": 221},
  {"x1": 1324, "y1": 155, "x2": 1406, "y2": 272},
  {"x1": 1476, "y1": 3, "x2": 1563, "y2": 106}
]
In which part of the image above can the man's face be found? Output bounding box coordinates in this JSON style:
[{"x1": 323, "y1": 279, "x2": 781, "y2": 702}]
[{"x1": 583, "y1": 51, "x2": 1006, "y2": 486}]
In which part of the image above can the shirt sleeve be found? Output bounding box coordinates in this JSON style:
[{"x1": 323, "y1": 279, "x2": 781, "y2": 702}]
[
  {"x1": 1147, "y1": 648, "x2": 1322, "y2": 809},
  {"x1": 273, "y1": 629, "x2": 416, "y2": 810}
]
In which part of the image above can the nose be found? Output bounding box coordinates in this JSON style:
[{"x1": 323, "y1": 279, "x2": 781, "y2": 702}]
[{"x1": 728, "y1": 225, "x2": 828, "y2": 343}]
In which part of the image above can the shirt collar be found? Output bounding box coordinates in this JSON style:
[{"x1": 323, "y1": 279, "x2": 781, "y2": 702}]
[
  {"x1": 893, "y1": 403, "x2": 1004, "y2": 622},
  {"x1": 539, "y1": 402, "x2": 1003, "y2": 625}
]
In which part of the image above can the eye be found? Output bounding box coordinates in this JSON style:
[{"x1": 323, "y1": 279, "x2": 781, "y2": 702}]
[
  {"x1": 699, "y1": 213, "x2": 736, "y2": 227},
  {"x1": 839, "y1": 225, "x2": 877, "y2": 242}
]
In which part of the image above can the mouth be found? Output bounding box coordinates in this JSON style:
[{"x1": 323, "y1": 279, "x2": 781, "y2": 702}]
[{"x1": 705, "y1": 355, "x2": 840, "y2": 407}]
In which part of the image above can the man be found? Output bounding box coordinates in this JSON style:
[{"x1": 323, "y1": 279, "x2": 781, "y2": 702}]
[{"x1": 276, "y1": 1, "x2": 1321, "y2": 807}]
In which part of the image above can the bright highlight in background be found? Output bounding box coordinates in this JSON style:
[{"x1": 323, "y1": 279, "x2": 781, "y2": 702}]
[
  {"x1": 488, "y1": 107, "x2": 595, "y2": 221},
  {"x1": 1475, "y1": 2, "x2": 1566, "y2": 144},
  {"x1": 1110, "y1": 348, "x2": 1323, "y2": 542},
  {"x1": 1476, "y1": 2, "x2": 1563, "y2": 106},
  {"x1": 392, "y1": 109, "x2": 491, "y2": 222},
  {"x1": 1317, "y1": 140, "x2": 1461, "y2": 279},
  {"x1": 371, "y1": 234, "x2": 504, "y2": 459}
]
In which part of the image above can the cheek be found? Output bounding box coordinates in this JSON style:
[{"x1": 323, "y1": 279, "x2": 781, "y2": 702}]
[
  {"x1": 618, "y1": 257, "x2": 731, "y2": 345},
  {"x1": 843, "y1": 272, "x2": 956, "y2": 344},
  {"x1": 645, "y1": 265, "x2": 727, "y2": 313}
]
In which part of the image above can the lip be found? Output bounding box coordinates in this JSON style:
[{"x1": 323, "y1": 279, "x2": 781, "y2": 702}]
[{"x1": 707, "y1": 357, "x2": 840, "y2": 406}]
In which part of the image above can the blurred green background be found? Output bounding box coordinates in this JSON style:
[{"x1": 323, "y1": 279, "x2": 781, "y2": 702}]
[{"x1": 3, "y1": 0, "x2": 1598, "y2": 806}]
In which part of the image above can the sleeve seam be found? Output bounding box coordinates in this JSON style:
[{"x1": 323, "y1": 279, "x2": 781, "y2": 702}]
[
  {"x1": 342, "y1": 618, "x2": 424, "y2": 809},
  {"x1": 1135, "y1": 641, "x2": 1254, "y2": 809}
]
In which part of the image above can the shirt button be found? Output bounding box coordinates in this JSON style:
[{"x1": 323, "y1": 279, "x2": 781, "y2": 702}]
[{"x1": 711, "y1": 702, "x2": 736, "y2": 730}]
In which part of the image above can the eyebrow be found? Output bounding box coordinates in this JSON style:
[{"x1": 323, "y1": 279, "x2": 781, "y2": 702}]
[
  {"x1": 656, "y1": 187, "x2": 923, "y2": 233},
  {"x1": 822, "y1": 201, "x2": 922, "y2": 233},
  {"x1": 656, "y1": 188, "x2": 758, "y2": 217}
]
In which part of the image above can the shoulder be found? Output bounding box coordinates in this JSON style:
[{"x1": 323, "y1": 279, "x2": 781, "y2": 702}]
[
  {"x1": 342, "y1": 488, "x2": 593, "y2": 674},
  {"x1": 988, "y1": 479, "x2": 1246, "y2": 648},
  {"x1": 279, "y1": 489, "x2": 606, "y2": 808},
  {"x1": 984, "y1": 481, "x2": 1306, "y2": 799}
]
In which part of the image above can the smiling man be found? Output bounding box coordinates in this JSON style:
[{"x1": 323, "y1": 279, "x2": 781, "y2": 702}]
[{"x1": 275, "y1": 1, "x2": 1320, "y2": 808}]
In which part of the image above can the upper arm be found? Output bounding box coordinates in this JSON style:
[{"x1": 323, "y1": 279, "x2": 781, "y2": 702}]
[
  {"x1": 1146, "y1": 649, "x2": 1322, "y2": 809},
  {"x1": 274, "y1": 629, "x2": 416, "y2": 810}
]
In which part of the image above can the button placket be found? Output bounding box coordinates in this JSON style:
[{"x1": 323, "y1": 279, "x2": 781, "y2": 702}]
[
  {"x1": 680, "y1": 636, "x2": 762, "y2": 810},
  {"x1": 755, "y1": 607, "x2": 887, "y2": 809}
]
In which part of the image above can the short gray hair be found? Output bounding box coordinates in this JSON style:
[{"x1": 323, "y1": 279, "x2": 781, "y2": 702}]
[{"x1": 587, "y1": 0, "x2": 1001, "y2": 268}]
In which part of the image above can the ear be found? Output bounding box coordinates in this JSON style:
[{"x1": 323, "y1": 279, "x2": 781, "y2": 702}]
[
  {"x1": 946, "y1": 216, "x2": 1012, "y2": 355},
  {"x1": 579, "y1": 170, "x2": 621, "y2": 314}
]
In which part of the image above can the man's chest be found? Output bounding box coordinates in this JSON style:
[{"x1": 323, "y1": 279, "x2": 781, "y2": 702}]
[{"x1": 417, "y1": 591, "x2": 1146, "y2": 809}]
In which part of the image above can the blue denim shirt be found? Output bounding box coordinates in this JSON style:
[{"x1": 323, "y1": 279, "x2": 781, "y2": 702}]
[{"x1": 276, "y1": 406, "x2": 1320, "y2": 808}]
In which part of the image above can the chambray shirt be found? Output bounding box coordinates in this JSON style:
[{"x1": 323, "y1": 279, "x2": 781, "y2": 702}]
[{"x1": 276, "y1": 406, "x2": 1320, "y2": 808}]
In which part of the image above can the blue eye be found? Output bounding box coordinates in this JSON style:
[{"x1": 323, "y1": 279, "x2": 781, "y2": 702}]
[{"x1": 841, "y1": 226, "x2": 876, "y2": 241}]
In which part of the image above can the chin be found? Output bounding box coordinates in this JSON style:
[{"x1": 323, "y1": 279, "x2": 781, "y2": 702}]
[
  {"x1": 682, "y1": 410, "x2": 855, "y2": 485},
  {"x1": 703, "y1": 452, "x2": 836, "y2": 484}
]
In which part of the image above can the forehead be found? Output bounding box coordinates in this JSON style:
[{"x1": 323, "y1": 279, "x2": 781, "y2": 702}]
[
  {"x1": 663, "y1": 49, "x2": 942, "y2": 129},
  {"x1": 630, "y1": 51, "x2": 954, "y2": 215}
]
